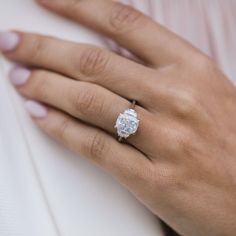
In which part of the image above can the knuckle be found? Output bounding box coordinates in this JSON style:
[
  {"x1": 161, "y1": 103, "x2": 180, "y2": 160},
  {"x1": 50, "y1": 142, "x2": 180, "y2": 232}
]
[
  {"x1": 28, "y1": 35, "x2": 47, "y2": 61},
  {"x1": 86, "y1": 132, "x2": 108, "y2": 160},
  {"x1": 56, "y1": 117, "x2": 72, "y2": 141},
  {"x1": 79, "y1": 47, "x2": 110, "y2": 76},
  {"x1": 72, "y1": 86, "x2": 105, "y2": 117},
  {"x1": 172, "y1": 91, "x2": 199, "y2": 118},
  {"x1": 109, "y1": 3, "x2": 145, "y2": 33},
  {"x1": 189, "y1": 55, "x2": 215, "y2": 75},
  {"x1": 30, "y1": 71, "x2": 49, "y2": 99},
  {"x1": 74, "y1": 89, "x2": 96, "y2": 115}
]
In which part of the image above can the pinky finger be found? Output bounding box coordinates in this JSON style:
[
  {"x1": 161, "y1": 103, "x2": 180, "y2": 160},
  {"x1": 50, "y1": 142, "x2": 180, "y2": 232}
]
[{"x1": 25, "y1": 100, "x2": 150, "y2": 188}]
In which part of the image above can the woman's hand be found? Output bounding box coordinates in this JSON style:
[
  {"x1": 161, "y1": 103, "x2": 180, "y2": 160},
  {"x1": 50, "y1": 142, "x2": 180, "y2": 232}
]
[{"x1": 1, "y1": 1, "x2": 236, "y2": 235}]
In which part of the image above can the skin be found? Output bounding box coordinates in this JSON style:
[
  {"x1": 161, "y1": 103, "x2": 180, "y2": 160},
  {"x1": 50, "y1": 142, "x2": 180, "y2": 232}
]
[{"x1": 2, "y1": 0, "x2": 236, "y2": 235}]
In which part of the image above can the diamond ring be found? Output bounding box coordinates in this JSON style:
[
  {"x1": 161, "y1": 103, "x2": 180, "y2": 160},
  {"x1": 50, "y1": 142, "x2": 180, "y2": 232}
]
[{"x1": 115, "y1": 100, "x2": 139, "y2": 142}]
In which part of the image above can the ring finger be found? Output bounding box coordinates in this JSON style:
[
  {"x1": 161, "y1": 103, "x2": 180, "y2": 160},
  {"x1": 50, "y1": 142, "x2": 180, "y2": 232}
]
[{"x1": 9, "y1": 67, "x2": 161, "y2": 153}]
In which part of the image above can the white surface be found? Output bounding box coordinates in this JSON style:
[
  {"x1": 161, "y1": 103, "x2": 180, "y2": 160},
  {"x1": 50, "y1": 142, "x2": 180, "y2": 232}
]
[{"x1": 0, "y1": 1, "x2": 164, "y2": 236}]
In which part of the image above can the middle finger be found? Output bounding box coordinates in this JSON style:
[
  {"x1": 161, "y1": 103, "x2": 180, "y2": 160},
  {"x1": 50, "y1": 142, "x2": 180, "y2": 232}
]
[{"x1": 4, "y1": 32, "x2": 156, "y2": 108}]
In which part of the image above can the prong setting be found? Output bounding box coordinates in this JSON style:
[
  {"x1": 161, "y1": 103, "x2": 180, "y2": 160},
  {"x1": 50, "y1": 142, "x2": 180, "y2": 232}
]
[{"x1": 115, "y1": 108, "x2": 139, "y2": 140}]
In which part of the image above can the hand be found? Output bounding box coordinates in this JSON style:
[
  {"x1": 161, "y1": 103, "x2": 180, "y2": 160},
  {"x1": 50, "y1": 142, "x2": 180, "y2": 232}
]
[{"x1": 1, "y1": 1, "x2": 236, "y2": 235}]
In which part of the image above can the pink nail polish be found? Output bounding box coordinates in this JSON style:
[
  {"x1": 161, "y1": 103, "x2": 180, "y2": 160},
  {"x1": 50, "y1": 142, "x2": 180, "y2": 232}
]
[
  {"x1": 25, "y1": 100, "x2": 48, "y2": 119},
  {"x1": 9, "y1": 67, "x2": 31, "y2": 86},
  {"x1": 0, "y1": 32, "x2": 20, "y2": 52}
]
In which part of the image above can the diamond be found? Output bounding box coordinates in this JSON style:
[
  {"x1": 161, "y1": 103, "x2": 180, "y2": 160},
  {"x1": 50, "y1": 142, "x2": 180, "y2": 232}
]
[{"x1": 115, "y1": 109, "x2": 139, "y2": 139}]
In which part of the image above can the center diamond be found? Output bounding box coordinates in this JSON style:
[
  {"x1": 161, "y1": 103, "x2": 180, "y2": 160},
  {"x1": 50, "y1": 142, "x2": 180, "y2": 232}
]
[{"x1": 115, "y1": 109, "x2": 139, "y2": 139}]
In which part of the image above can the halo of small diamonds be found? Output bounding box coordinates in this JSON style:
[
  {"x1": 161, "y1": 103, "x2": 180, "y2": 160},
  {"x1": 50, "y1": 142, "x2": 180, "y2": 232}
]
[{"x1": 115, "y1": 108, "x2": 139, "y2": 140}]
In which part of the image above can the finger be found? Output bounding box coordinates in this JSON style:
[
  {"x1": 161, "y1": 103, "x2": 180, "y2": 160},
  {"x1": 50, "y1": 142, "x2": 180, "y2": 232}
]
[
  {"x1": 10, "y1": 67, "x2": 158, "y2": 153},
  {"x1": 27, "y1": 103, "x2": 150, "y2": 188},
  {"x1": 3, "y1": 32, "x2": 155, "y2": 107},
  {"x1": 37, "y1": 0, "x2": 196, "y2": 66}
]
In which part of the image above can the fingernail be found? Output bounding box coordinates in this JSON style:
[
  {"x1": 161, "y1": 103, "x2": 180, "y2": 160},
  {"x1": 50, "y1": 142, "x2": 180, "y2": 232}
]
[
  {"x1": 0, "y1": 31, "x2": 20, "y2": 52},
  {"x1": 25, "y1": 100, "x2": 48, "y2": 119},
  {"x1": 9, "y1": 67, "x2": 31, "y2": 86}
]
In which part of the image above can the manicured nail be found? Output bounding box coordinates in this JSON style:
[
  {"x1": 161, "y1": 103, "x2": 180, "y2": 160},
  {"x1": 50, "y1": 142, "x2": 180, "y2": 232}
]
[
  {"x1": 9, "y1": 67, "x2": 31, "y2": 86},
  {"x1": 0, "y1": 31, "x2": 20, "y2": 52},
  {"x1": 25, "y1": 100, "x2": 48, "y2": 119}
]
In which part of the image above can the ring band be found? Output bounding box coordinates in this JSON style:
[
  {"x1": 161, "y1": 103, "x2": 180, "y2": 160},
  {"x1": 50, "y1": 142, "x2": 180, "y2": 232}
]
[{"x1": 115, "y1": 100, "x2": 139, "y2": 142}]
